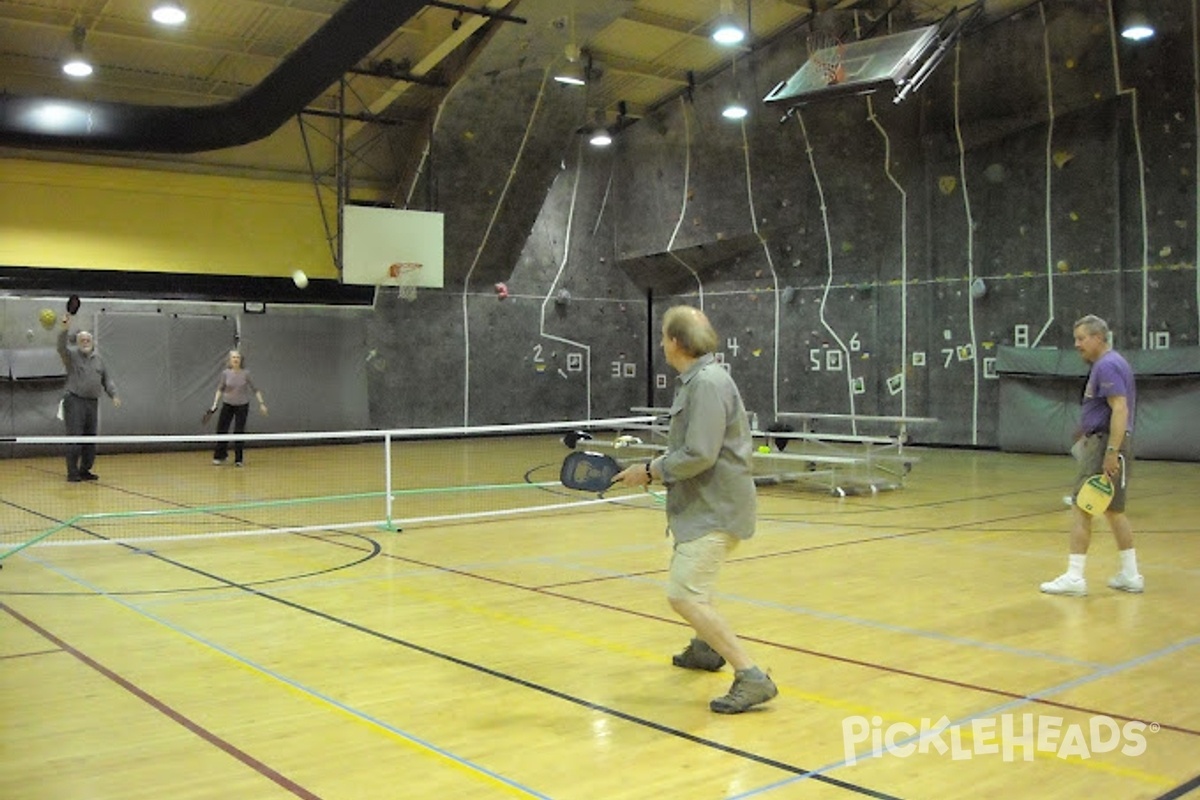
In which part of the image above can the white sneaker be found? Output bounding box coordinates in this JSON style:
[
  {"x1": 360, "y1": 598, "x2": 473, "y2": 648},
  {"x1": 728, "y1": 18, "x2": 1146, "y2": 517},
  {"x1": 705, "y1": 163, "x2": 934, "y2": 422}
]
[
  {"x1": 1040, "y1": 573, "x2": 1087, "y2": 596},
  {"x1": 1107, "y1": 573, "x2": 1144, "y2": 593}
]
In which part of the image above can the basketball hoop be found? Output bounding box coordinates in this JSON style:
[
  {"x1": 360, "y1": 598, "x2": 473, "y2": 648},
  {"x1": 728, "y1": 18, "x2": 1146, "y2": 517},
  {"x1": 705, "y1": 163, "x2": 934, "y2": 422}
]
[
  {"x1": 386, "y1": 262, "x2": 422, "y2": 302},
  {"x1": 807, "y1": 32, "x2": 846, "y2": 87}
]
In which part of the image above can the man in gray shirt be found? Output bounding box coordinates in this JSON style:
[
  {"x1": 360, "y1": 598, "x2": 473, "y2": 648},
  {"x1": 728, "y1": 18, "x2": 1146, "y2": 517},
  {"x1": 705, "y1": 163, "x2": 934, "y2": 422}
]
[
  {"x1": 614, "y1": 306, "x2": 776, "y2": 714},
  {"x1": 57, "y1": 314, "x2": 121, "y2": 482}
]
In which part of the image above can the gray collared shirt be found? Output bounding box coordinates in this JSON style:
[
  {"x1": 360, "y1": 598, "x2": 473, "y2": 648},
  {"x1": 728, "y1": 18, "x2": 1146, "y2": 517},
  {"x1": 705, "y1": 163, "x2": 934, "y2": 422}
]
[{"x1": 652, "y1": 353, "x2": 756, "y2": 543}]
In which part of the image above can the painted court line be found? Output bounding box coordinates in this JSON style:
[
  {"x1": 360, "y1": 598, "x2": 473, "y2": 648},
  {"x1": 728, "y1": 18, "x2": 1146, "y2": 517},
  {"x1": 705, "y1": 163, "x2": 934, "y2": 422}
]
[
  {"x1": 734, "y1": 633, "x2": 1200, "y2": 798},
  {"x1": 1, "y1": 601, "x2": 322, "y2": 800},
  {"x1": 18, "y1": 554, "x2": 554, "y2": 800},
  {"x1": 17, "y1": 549, "x2": 901, "y2": 800},
  {"x1": 527, "y1": 555, "x2": 1103, "y2": 668}
]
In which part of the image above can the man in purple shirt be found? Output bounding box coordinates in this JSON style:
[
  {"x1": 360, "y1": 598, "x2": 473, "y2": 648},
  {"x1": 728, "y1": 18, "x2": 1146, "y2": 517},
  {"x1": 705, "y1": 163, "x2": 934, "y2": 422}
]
[{"x1": 1041, "y1": 315, "x2": 1143, "y2": 596}]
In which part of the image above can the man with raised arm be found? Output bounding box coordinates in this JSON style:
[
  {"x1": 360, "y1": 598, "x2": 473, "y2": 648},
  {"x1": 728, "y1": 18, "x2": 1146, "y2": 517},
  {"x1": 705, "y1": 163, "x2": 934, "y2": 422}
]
[{"x1": 57, "y1": 313, "x2": 121, "y2": 482}]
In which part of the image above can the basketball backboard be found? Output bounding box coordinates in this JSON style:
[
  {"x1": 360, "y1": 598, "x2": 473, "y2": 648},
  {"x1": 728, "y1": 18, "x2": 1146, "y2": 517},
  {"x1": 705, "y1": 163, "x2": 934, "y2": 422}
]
[
  {"x1": 763, "y1": 13, "x2": 969, "y2": 108},
  {"x1": 341, "y1": 206, "x2": 444, "y2": 289}
]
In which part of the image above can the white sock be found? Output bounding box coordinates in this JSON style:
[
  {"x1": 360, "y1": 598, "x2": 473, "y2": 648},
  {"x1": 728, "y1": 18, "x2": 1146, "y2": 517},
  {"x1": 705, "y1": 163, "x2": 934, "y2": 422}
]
[
  {"x1": 1119, "y1": 548, "x2": 1139, "y2": 577},
  {"x1": 1067, "y1": 554, "x2": 1087, "y2": 579}
]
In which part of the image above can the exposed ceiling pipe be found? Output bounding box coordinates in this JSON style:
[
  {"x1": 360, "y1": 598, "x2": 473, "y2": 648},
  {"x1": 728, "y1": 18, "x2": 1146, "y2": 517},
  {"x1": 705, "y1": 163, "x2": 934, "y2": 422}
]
[{"x1": 0, "y1": 0, "x2": 429, "y2": 154}]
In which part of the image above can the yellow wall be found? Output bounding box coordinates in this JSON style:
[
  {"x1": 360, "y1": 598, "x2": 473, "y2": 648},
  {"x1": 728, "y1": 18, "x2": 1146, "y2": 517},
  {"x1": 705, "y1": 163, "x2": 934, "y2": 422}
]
[{"x1": 0, "y1": 159, "x2": 335, "y2": 279}]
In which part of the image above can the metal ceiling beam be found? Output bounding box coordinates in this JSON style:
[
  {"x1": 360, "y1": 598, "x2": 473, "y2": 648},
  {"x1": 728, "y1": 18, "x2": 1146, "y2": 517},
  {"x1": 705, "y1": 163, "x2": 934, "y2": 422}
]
[
  {"x1": 341, "y1": 0, "x2": 516, "y2": 140},
  {"x1": 588, "y1": 50, "x2": 691, "y2": 87}
]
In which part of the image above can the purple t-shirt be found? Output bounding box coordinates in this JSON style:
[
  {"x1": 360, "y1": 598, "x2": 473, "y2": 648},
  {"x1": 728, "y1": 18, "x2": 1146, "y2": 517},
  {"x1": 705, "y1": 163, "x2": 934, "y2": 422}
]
[
  {"x1": 218, "y1": 368, "x2": 258, "y2": 407},
  {"x1": 1080, "y1": 350, "x2": 1136, "y2": 436}
]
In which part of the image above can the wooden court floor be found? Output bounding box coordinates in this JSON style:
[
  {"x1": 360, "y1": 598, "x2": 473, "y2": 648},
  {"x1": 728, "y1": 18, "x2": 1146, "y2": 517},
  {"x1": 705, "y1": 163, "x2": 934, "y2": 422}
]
[{"x1": 1, "y1": 440, "x2": 1198, "y2": 800}]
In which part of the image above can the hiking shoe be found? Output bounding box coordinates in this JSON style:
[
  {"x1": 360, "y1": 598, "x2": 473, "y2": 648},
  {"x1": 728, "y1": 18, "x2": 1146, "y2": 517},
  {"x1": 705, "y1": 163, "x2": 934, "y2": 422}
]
[
  {"x1": 672, "y1": 638, "x2": 725, "y2": 672},
  {"x1": 1040, "y1": 573, "x2": 1087, "y2": 596},
  {"x1": 1107, "y1": 573, "x2": 1144, "y2": 593},
  {"x1": 710, "y1": 672, "x2": 778, "y2": 714}
]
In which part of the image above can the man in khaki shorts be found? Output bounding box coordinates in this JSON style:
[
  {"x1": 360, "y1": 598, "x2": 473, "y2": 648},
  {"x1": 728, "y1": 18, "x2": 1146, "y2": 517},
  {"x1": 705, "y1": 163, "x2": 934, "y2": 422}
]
[
  {"x1": 1041, "y1": 314, "x2": 1143, "y2": 596},
  {"x1": 614, "y1": 306, "x2": 776, "y2": 713}
]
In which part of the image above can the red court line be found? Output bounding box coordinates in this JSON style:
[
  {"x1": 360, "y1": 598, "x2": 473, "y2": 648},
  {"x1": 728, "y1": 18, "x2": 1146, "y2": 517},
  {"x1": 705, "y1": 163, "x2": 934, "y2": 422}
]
[
  {"x1": 363, "y1": 549, "x2": 1200, "y2": 739},
  {"x1": 0, "y1": 601, "x2": 321, "y2": 800}
]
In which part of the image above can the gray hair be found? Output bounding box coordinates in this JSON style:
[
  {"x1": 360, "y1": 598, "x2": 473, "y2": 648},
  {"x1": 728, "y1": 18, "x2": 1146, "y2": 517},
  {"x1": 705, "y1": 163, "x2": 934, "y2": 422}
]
[
  {"x1": 1073, "y1": 315, "x2": 1109, "y2": 338},
  {"x1": 663, "y1": 306, "x2": 719, "y2": 356}
]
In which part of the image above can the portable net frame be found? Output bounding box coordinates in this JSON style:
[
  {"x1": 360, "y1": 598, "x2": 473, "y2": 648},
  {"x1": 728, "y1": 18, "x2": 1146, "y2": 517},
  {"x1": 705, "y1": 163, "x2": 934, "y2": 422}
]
[{"x1": 0, "y1": 417, "x2": 659, "y2": 563}]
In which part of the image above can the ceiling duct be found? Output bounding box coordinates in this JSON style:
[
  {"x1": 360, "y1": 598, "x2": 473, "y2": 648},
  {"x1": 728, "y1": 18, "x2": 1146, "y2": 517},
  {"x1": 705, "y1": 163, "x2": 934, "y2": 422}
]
[{"x1": 0, "y1": 0, "x2": 428, "y2": 154}]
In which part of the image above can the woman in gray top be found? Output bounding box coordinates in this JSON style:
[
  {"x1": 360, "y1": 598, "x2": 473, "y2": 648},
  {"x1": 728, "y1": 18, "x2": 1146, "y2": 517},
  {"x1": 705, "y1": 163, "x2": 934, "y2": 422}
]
[
  {"x1": 614, "y1": 306, "x2": 776, "y2": 714},
  {"x1": 209, "y1": 350, "x2": 267, "y2": 466}
]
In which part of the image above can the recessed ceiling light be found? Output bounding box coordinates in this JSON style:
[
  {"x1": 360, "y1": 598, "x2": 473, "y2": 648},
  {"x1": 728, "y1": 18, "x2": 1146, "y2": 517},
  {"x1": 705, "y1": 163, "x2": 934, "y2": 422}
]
[{"x1": 152, "y1": 4, "x2": 188, "y2": 26}]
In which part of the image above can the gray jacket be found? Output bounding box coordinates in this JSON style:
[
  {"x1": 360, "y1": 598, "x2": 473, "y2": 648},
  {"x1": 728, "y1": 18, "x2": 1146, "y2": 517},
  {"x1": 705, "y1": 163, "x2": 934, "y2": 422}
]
[
  {"x1": 57, "y1": 328, "x2": 117, "y2": 400},
  {"x1": 653, "y1": 354, "x2": 756, "y2": 543}
]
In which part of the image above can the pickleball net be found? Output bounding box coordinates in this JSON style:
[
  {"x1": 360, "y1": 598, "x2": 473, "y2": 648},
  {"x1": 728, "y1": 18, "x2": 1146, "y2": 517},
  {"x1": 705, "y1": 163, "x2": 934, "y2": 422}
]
[{"x1": 0, "y1": 417, "x2": 659, "y2": 562}]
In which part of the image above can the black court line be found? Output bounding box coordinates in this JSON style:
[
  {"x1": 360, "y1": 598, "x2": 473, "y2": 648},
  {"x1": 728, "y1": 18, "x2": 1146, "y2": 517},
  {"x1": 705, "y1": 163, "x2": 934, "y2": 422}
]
[
  {"x1": 0, "y1": 477, "x2": 385, "y2": 597},
  {"x1": 1, "y1": 601, "x2": 321, "y2": 800},
  {"x1": 23, "y1": 542, "x2": 904, "y2": 800},
  {"x1": 14, "y1": 459, "x2": 1198, "y2": 793},
  {"x1": 1154, "y1": 773, "x2": 1200, "y2": 799},
  {"x1": 350, "y1": 541, "x2": 1200, "y2": 740},
  {"x1": 21, "y1": 465, "x2": 1197, "y2": 742}
]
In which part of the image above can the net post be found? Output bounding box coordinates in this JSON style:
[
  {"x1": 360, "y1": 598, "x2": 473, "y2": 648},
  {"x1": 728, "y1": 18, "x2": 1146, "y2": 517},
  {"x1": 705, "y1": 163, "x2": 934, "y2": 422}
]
[{"x1": 380, "y1": 431, "x2": 400, "y2": 531}]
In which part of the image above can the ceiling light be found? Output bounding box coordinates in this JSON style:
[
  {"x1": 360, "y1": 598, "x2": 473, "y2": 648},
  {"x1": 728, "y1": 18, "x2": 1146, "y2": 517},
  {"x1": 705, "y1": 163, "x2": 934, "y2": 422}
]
[
  {"x1": 712, "y1": 20, "x2": 745, "y2": 46},
  {"x1": 589, "y1": 128, "x2": 612, "y2": 147},
  {"x1": 555, "y1": 63, "x2": 586, "y2": 86},
  {"x1": 62, "y1": 57, "x2": 93, "y2": 78},
  {"x1": 711, "y1": 0, "x2": 745, "y2": 46},
  {"x1": 555, "y1": 44, "x2": 587, "y2": 86},
  {"x1": 722, "y1": 102, "x2": 748, "y2": 120},
  {"x1": 26, "y1": 102, "x2": 93, "y2": 133},
  {"x1": 1120, "y1": 24, "x2": 1155, "y2": 41},
  {"x1": 152, "y1": 4, "x2": 187, "y2": 25},
  {"x1": 62, "y1": 26, "x2": 92, "y2": 78}
]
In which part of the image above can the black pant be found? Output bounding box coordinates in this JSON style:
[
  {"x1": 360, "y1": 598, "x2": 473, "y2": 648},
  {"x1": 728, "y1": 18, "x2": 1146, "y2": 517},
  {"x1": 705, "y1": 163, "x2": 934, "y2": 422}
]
[
  {"x1": 213, "y1": 402, "x2": 250, "y2": 463},
  {"x1": 63, "y1": 393, "x2": 99, "y2": 478}
]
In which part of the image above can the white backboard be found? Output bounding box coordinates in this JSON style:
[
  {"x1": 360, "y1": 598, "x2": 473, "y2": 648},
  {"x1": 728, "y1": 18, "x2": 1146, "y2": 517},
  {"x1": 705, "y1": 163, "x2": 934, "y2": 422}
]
[{"x1": 341, "y1": 206, "x2": 444, "y2": 288}]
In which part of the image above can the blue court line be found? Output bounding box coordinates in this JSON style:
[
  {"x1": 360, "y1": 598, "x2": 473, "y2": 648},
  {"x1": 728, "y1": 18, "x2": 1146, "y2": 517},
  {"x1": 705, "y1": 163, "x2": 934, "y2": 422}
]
[
  {"x1": 73, "y1": 527, "x2": 1102, "y2": 670},
  {"x1": 21, "y1": 552, "x2": 554, "y2": 800},
  {"x1": 17, "y1": 550, "x2": 904, "y2": 800},
  {"x1": 125, "y1": 538, "x2": 669, "y2": 610},
  {"x1": 731, "y1": 633, "x2": 1200, "y2": 798}
]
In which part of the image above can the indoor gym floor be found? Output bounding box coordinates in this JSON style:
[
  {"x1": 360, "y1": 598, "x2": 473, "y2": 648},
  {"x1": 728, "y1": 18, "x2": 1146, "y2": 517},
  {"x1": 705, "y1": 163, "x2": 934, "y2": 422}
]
[{"x1": 0, "y1": 437, "x2": 1197, "y2": 800}]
